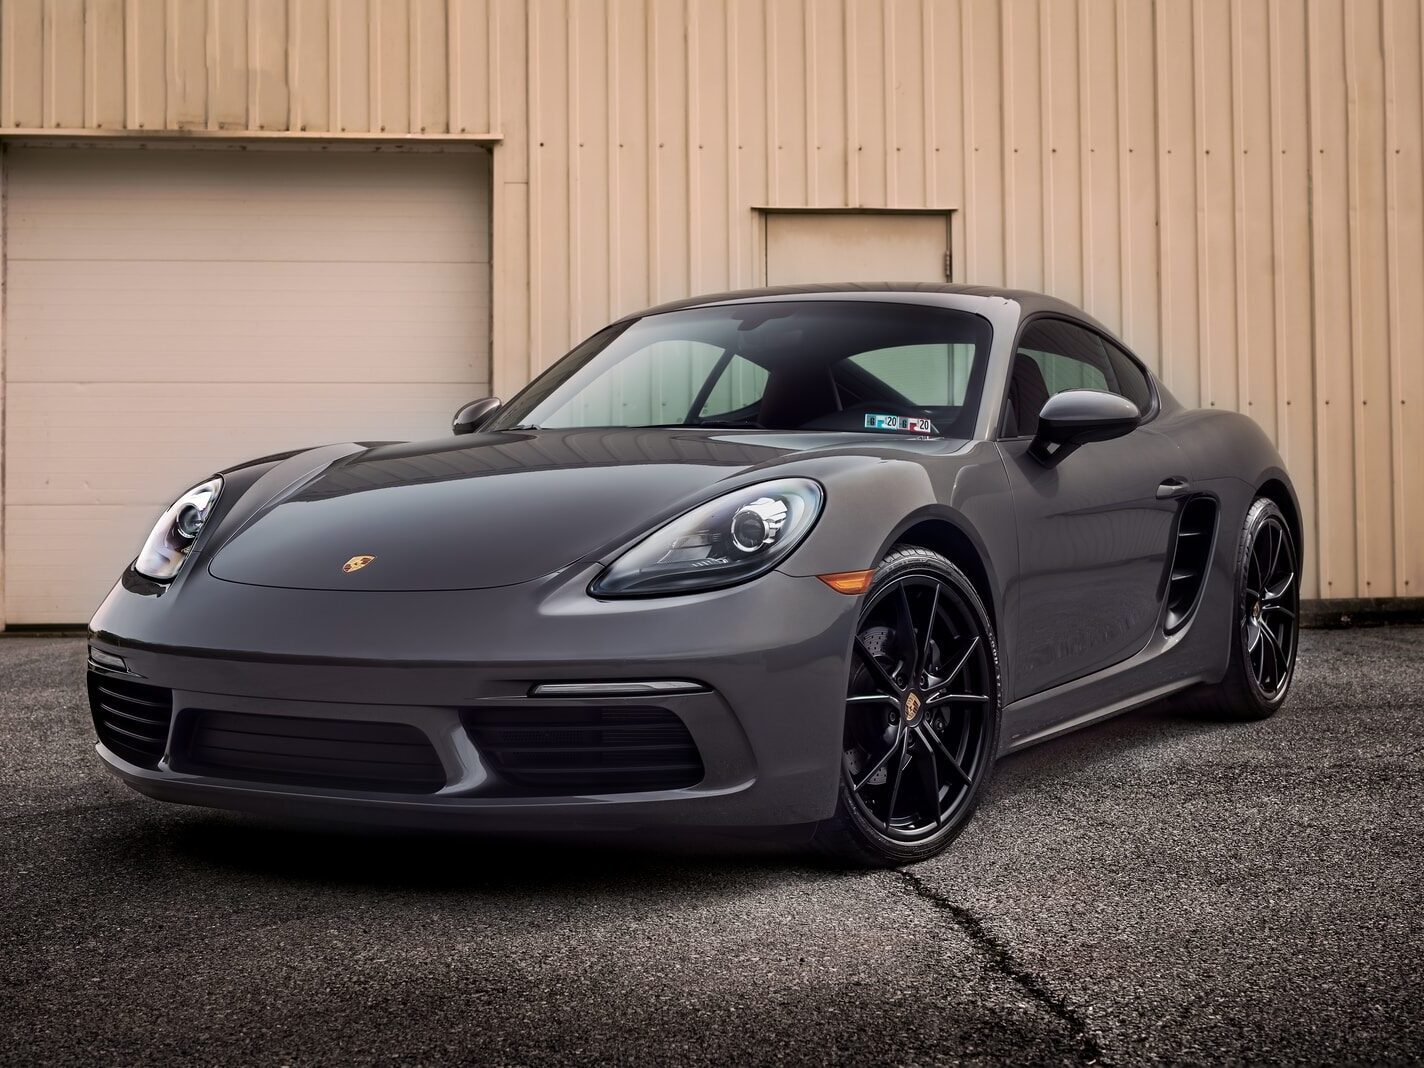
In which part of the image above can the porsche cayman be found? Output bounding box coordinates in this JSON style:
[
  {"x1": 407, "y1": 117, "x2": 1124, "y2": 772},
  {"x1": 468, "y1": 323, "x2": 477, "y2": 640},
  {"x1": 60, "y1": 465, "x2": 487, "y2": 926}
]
[{"x1": 87, "y1": 284, "x2": 1301, "y2": 866}]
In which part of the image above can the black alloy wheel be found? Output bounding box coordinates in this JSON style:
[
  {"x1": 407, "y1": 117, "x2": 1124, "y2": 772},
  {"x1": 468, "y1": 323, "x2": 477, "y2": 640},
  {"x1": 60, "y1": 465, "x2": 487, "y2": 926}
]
[
  {"x1": 817, "y1": 547, "x2": 1001, "y2": 867},
  {"x1": 1172, "y1": 497, "x2": 1299, "y2": 721},
  {"x1": 1241, "y1": 506, "x2": 1299, "y2": 702}
]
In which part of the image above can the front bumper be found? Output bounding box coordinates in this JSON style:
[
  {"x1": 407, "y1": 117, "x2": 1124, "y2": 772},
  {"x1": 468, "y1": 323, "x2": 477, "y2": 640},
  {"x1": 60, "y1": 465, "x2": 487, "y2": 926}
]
[{"x1": 88, "y1": 563, "x2": 860, "y2": 830}]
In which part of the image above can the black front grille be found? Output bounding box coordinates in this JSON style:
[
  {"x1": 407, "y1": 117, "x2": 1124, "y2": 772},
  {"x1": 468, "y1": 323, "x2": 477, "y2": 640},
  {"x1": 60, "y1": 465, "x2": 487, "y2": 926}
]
[
  {"x1": 88, "y1": 671, "x2": 174, "y2": 768},
  {"x1": 464, "y1": 706, "x2": 704, "y2": 795},
  {"x1": 178, "y1": 710, "x2": 446, "y2": 794}
]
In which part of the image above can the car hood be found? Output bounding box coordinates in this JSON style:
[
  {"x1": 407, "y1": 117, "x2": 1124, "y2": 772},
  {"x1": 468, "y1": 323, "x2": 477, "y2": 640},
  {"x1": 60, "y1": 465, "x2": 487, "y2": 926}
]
[{"x1": 207, "y1": 428, "x2": 846, "y2": 592}]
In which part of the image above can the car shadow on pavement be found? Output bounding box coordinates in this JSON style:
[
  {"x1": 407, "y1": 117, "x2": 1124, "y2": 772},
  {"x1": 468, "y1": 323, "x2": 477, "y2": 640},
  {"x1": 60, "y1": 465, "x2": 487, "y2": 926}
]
[
  {"x1": 141, "y1": 808, "x2": 827, "y2": 895},
  {"x1": 985, "y1": 695, "x2": 1246, "y2": 795}
]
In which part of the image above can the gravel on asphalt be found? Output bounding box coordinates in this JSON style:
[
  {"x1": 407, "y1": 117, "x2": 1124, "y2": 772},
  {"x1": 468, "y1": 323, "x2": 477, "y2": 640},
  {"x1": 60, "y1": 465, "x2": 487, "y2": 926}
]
[{"x1": 2, "y1": 628, "x2": 1420, "y2": 1065}]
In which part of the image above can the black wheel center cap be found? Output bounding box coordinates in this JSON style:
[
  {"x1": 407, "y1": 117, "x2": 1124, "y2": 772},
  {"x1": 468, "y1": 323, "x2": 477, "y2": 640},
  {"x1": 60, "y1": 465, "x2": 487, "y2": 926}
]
[{"x1": 903, "y1": 692, "x2": 924, "y2": 724}]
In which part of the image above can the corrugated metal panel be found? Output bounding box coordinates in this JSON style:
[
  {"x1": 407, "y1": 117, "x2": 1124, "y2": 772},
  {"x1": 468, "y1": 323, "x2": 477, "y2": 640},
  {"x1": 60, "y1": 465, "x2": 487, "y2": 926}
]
[
  {"x1": 0, "y1": 0, "x2": 1420, "y2": 601},
  {"x1": 520, "y1": 0, "x2": 1421, "y2": 602},
  {"x1": 0, "y1": 0, "x2": 494, "y2": 135}
]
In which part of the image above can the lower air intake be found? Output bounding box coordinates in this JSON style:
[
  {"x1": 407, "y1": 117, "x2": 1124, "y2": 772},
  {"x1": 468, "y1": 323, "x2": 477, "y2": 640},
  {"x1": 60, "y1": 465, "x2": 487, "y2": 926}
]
[
  {"x1": 464, "y1": 706, "x2": 704, "y2": 795},
  {"x1": 89, "y1": 671, "x2": 174, "y2": 769},
  {"x1": 178, "y1": 710, "x2": 446, "y2": 794}
]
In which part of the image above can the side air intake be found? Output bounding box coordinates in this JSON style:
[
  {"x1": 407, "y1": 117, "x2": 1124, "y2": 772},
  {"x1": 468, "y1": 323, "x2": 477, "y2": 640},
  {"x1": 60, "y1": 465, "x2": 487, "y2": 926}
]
[{"x1": 1164, "y1": 496, "x2": 1218, "y2": 634}]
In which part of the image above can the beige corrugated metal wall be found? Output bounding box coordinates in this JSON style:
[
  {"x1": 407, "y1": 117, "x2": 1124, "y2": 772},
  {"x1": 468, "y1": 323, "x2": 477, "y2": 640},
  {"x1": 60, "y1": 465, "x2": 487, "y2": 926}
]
[{"x1": 1, "y1": 0, "x2": 1421, "y2": 606}]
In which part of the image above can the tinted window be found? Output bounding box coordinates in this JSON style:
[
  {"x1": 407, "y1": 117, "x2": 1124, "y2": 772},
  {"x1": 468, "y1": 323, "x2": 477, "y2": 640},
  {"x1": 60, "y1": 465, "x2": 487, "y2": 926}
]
[
  {"x1": 534, "y1": 340, "x2": 728, "y2": 428},
  {"x1": 847, "y1": 343, "x2": 978, "y2": 407},
  {"x1": 491, "y1": 302, "x2": 995, "y2": 437},
  {"x1": 698, "y1": 354, "x2": 769, "y2": 419},
  {"x1": 1005, "y1": 318, "x2": 1147, "y2": 437},
  {"x1": 1104, "y1": 340, "x2": 1154, "y2": 413}
]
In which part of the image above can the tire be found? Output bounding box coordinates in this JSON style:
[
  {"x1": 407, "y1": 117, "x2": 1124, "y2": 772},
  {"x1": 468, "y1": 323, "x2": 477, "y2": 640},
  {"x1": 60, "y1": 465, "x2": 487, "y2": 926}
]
[
  {"x1": 1173, "y1": 497, "x2": 1300, "y2": 721},
  {"x1": 813, "y1": 546, "x2": 1002, "y2": 868}
]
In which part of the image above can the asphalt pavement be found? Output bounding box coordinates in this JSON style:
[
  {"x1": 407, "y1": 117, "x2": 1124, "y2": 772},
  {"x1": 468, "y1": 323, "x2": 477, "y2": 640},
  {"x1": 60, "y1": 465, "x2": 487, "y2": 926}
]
[{"x1": 2, "y1": 628, "x2": 1421, "y2": 1065}]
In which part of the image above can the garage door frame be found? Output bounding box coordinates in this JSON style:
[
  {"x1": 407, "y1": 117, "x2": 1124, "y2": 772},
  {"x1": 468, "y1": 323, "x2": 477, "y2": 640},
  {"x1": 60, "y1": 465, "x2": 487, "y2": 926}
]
[{"x1": 0, "y1": 132, "x2": 499, "y2": 629}]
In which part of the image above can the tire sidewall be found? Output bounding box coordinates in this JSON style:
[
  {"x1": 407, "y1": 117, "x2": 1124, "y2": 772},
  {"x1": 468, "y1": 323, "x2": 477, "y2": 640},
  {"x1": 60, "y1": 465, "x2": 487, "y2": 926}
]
[{"x1": 835, "y1": 549, "x2": 1002, "y2": 865}]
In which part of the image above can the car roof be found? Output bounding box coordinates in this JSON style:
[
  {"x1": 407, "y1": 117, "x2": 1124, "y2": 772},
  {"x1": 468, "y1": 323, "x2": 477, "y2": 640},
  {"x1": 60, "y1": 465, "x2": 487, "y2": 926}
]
[{"x1": 625, "y1": 282, "x2": 1109, "y2": 334}]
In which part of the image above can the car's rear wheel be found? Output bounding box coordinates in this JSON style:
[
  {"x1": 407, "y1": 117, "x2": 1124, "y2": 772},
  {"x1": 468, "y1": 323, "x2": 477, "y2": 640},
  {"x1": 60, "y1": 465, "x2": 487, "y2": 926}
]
[
  {"x1": 1176, "y1": 497, "x2": 1300, "y2": 720},
  {"x1": 814, "y1": 547, "x2": 1001, "y2": 868}
]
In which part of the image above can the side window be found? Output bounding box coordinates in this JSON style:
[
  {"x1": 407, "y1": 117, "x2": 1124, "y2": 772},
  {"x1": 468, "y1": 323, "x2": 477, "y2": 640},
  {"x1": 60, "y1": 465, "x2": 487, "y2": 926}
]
[
  {"x1": 847, "y1": 343, "x2": 977, "y2": 406},
  {"x1": 1007, "y1": 319, "x2": 1125, "y2": 437},
  {"x1": 698, "y1": 354, "x2": 769, "y2": 419},
  {"x1": 1104, "y1": 340, "x2": 1154, "y2": 414}
]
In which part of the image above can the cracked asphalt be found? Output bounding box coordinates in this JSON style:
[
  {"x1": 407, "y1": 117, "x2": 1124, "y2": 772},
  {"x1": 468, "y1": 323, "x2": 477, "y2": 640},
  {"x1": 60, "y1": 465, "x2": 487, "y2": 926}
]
[{"x1": 2, "y1": 628, "x2": 1421, "y2": 1065}]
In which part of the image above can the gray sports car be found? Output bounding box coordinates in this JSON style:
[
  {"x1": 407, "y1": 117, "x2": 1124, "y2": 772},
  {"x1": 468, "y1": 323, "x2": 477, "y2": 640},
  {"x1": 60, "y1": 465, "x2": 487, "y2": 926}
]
[{"x1": 88, "y1": 284, "x2": 1300, "y2": 866}]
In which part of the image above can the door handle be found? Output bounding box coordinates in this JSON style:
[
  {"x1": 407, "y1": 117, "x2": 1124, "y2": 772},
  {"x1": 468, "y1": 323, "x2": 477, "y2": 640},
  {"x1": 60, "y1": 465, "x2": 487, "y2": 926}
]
[{"x1": 1157, "y1": 477, "x2": 1192, "y2": 499}]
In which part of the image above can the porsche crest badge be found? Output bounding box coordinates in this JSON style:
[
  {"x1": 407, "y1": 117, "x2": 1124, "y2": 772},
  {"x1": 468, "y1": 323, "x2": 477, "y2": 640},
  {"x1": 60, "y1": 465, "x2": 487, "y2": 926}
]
[
  {"x1": 904, "y1": 692, "x2": 922, "y2": 722},
  {"x1": 342, "y1": 555, "x2": 376, "y2": 574}
]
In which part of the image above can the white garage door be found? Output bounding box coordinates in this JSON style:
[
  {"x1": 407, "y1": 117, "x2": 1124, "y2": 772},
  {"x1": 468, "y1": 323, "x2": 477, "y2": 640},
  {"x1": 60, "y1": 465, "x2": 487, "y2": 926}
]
[{"x1": 3, "y1": 145, "x2": 491, "y2": 624}]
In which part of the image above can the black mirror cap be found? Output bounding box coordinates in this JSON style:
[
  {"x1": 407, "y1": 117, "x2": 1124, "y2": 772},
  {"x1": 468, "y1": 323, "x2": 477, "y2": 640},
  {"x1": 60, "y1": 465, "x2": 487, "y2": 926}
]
[
  {"x1": 452, "y1": 397, "x2": 502, "y2": 436},
  {"x1": 1029, "y1": 389, "x2": 1140, "y2": 466}
]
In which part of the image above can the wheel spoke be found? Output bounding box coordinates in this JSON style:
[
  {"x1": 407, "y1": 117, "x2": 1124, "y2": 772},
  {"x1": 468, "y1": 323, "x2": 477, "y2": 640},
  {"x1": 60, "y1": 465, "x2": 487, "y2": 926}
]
[
  {"x1": 846, "y1": 693, "x2": 899, "y2": 706},
  {"x1": 918, "y1": 722, "x2": 973, "y2": 787},
  {"x1": 1267, "y1": 522, "x2": 1283, "y2": 584},
  {"x1": 939, "y1": 635, "x2": 980, "y2": 689},
  {"x1": 927, "y1": 692, "x2": 990, "y2": 707},
  {"x1": 1260, "y1": 619, "x2": 1283, "y2": 654},
  {"x1": 919, "y1": 584, "x2": 941, "y2": 678},
  {"x1": 1264, "y1": 571, "x2": 1295, "y2": 603},
  {"x1": 922, "y1": 694, "x2": 991, "y2": 712},
  {"x1": 1251, "y1": 537, "x2": 1267, "y2": 588},
  {"x1": 1261, "y1": 627, "x2": 1278, "y2": 688},
  {"x1": 895, "y1": 583, "x2": 919, "y2": 679},
  {"x1": 852, "y1": 727, "x2": 902, "y2": 792},
  {"x1": 854, "y1": 636, "x2": 902, "y2": 696},
  {"x1": 915, "y1": 735, "x2": 943, "y2": 827},
  {"x1": 1263, "y1": 603, "x2": 1295, "y2": 620},
  {"x1": 884, "y1": 730, "x2": 909, "y2": 822}
]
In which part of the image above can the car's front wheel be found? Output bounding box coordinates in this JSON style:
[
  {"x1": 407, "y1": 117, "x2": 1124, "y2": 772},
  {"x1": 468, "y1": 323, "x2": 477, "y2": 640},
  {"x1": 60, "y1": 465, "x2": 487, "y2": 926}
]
[{"x1": 814, "y1": 547, "x2": 1002, "y2": 868}]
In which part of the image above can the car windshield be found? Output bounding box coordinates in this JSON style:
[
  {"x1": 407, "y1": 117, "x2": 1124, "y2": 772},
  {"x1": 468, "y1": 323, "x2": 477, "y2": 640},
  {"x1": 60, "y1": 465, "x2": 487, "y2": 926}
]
[{"x1": 487, "y1": 301, "x2": 994, "y2": 438}]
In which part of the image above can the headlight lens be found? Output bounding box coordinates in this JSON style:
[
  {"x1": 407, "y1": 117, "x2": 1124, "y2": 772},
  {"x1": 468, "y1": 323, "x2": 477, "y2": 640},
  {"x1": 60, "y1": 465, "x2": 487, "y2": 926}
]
[
  {"x1": 591, "y1": 478, "x2": 823, "y2": 597},
  {"x1": 134, "y1": 477, "x2": 223, "y2": 582}
]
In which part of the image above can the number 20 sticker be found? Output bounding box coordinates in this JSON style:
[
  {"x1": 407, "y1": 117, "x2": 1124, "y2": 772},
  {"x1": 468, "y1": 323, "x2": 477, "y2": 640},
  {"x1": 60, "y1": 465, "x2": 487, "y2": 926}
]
[{"x1": 865, "y1": 414, "x2": 936, "y2": 434}]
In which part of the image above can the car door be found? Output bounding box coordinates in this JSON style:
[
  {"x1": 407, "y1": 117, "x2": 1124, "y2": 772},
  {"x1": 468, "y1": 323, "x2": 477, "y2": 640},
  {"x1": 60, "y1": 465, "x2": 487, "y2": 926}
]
[{"x1": 998, "y1": 316, "x2": 1189, "y2": 700}]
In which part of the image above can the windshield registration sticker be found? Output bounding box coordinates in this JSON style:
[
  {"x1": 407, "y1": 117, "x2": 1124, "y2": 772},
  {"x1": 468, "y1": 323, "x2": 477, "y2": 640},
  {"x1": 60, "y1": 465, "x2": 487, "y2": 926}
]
[{"x1": 865, "y1": 414, "x2": 936, "y2": 435}]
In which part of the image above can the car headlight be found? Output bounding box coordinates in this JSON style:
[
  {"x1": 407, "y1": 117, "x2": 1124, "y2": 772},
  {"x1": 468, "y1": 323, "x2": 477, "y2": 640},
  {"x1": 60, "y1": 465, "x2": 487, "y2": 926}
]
[
  {"x1": 591, "y1": 478, "x2": 824, "y2": 597},
  {"x1": 134, "y1": 477, "x2": 223, "y2": 582}
]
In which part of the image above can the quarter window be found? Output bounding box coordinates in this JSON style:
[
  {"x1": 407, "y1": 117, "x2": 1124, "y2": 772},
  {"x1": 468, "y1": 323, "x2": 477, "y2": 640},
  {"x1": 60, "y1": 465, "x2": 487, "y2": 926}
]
[{"x1": 1104, "y1": 340, "x2": 1154, "y2": 414}]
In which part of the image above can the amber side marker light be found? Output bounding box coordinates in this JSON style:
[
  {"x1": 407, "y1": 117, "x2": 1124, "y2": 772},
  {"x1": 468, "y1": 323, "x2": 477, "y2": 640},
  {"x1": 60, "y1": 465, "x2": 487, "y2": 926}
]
[{"x1": 817, "y1": 570, "x2": 876, "y2": 595}]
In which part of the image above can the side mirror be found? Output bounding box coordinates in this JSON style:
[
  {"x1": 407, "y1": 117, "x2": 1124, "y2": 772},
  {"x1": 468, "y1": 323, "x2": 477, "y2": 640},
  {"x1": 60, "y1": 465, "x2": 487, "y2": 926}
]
[
  {"x1": 1029, "y1": 389, "x2": 1140, "y2": 466},
  {"x1": 452, "y1": 397, "x2": 502, "y2": 436}
]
